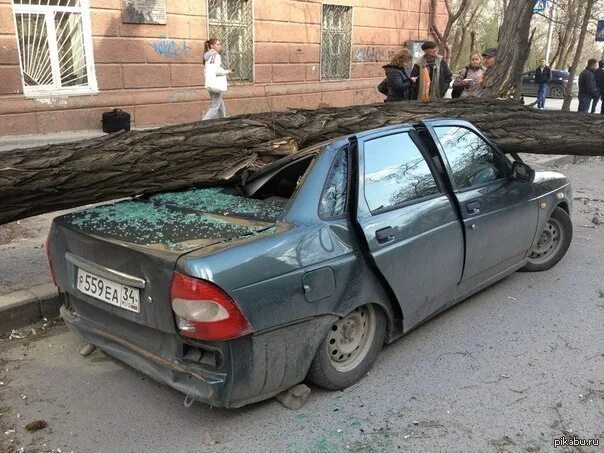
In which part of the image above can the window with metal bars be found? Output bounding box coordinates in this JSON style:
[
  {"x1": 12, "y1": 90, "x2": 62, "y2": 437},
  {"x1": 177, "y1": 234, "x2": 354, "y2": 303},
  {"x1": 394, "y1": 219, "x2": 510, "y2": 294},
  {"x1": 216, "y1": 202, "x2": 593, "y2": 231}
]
[
  {"x1": 11, "y1": 0, "x2": 97, "y2": 96},
  {"x1": 208, "y1": 0, "x2": 254, "y2": 83},
  {"x1": 321, "y1": 4, "x2": 352, "y2": 81}
]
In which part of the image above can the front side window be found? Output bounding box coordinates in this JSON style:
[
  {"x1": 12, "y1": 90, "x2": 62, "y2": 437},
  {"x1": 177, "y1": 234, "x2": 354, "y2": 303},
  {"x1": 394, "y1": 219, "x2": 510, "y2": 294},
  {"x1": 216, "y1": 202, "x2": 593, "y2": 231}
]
[
  {"x1": 208, "y1": 0, "x2": 253, "y2": 82},
  {"x1": 12, "y1": 0, "x2": 96, "y2": 96},
  {"x1": 434, "y1": 126, "x2": 506, "y2": 190},
  {"x1": 364, "y1": 133, "x2": 440, "y2": 212},
  {"x1": 319, "y1": 148, "x2": 348, "y2": 218},
  {"x1": 321, "y1": 4, "x2": 352, "y2": 80}
]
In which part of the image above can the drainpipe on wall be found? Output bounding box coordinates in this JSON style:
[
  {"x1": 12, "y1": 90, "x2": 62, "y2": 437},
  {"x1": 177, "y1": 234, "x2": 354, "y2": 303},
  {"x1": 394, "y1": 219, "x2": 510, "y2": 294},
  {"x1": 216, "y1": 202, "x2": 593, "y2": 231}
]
[{"x1": 430, "y1": 0, "x2": 450, "y2": 62}]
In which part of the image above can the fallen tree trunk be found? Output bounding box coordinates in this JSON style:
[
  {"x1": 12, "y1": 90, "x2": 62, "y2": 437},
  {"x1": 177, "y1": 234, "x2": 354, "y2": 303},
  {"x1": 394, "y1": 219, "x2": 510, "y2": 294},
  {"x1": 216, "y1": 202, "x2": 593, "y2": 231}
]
[{"x1": 1, "y1": 98, "x2": 603, "y2": 226}]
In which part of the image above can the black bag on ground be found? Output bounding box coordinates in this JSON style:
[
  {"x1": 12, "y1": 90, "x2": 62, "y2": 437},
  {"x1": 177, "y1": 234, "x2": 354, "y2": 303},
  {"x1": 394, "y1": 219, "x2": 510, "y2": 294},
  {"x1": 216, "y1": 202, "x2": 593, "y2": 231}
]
[{"x1": 102, "y1": 108, "x2": 131, "y2": 133}]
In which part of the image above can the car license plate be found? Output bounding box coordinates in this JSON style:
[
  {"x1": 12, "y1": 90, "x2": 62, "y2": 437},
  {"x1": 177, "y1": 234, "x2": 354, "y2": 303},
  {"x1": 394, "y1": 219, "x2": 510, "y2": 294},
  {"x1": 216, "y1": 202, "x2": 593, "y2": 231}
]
[{"x1": 76, "y1": 268, "x2": 140, "y2": 313}]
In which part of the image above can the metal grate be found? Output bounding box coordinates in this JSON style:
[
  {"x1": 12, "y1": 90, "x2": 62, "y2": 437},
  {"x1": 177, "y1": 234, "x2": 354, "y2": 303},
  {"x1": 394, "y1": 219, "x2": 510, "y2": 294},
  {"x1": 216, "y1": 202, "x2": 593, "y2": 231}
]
[
  {"x1": 321, "y1": 4, "x2": 352, "y2": 81},
  {"x1": 12, "y1": 0, "x2": 93, "y2": 93},
  {"x1": 208, "y1": 0, "x2": 254, "y2": 83}
]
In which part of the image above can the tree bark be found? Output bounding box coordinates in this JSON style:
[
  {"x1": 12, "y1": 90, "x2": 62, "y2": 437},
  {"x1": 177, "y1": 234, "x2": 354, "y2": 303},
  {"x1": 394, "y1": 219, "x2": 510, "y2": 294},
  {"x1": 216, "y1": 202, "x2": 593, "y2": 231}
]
[
  {"x1": 1, "y1": 98, "x2": 604, "y2": 226},
  {"x1": 474, "y1": 0, "x2": 538, "y2": 98},
  {"x1": 440, "y1": 0, "x2": 471, "y2": 60}
]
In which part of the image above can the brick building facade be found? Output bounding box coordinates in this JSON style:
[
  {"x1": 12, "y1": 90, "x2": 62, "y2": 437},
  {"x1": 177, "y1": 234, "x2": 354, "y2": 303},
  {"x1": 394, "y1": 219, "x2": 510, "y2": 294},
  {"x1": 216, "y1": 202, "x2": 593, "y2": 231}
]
[{"x1": 0, "y1": 0, "x2": 448, "y2": 136}]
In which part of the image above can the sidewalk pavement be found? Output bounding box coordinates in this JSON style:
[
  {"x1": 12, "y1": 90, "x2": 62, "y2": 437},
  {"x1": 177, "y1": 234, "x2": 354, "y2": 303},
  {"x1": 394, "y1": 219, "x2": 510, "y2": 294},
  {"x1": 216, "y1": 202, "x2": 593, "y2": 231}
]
[{"x1": 0, "y1": 132, "x2": 577, "y2": 335}]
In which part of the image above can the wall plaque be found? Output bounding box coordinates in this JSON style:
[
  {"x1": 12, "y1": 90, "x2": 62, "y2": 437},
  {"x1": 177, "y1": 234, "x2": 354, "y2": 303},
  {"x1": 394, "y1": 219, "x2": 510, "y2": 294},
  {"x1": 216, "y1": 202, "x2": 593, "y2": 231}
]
[{"x1": 122, "y1": 0, "x2": 167, "y2": 25}]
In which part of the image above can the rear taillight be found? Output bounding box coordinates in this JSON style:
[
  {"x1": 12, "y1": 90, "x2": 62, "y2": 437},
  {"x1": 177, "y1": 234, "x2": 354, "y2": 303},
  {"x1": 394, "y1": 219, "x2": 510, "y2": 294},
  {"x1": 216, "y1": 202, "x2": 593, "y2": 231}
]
[
  {"x1": 170, "y1": 272, "x2": 253, "y2": 341},
  {"x1": 44, "y1": 237, "x2": 57, "y2": 286}
]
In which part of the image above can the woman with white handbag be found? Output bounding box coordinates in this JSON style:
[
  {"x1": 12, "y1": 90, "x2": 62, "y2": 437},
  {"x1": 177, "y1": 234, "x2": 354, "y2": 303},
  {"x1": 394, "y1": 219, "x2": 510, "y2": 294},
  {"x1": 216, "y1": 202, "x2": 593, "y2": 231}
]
[{"x1": 202, "y1": 39, "x2": 232, "y2": 120}]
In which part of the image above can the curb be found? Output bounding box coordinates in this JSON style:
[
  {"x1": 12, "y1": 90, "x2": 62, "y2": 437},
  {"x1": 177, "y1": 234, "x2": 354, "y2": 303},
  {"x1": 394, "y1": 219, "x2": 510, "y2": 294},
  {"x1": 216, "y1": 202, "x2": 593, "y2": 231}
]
[{"x1": 0, "y1": 283, "x2": 61, "y2": 335}]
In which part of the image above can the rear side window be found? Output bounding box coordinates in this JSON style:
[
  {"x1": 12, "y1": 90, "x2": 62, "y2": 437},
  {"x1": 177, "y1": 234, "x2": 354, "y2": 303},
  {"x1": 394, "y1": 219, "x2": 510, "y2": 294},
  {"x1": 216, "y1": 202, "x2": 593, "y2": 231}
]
[
  {"x1": 319, "y1": 148, "x2": 348, "y2": 218},
  {"x1": 363, "y1": 133, "x2": 439, "y2": 212},
  {"x1": 433, "y1": 126, "x2": 505, "y2": 190}
]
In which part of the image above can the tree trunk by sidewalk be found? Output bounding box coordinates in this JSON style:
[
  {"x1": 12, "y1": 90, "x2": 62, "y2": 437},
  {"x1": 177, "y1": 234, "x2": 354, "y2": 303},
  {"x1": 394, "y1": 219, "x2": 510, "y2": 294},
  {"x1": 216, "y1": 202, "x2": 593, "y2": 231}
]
[
  {"x1": 468, "y1": 0, "x2": 537, "y2": 99},
  {"x1": 1, "y1": 98, "x2": 604, "y2": 226},
  {"x1": 562, "y1": 0, "x2": 596, "y2": 111}
]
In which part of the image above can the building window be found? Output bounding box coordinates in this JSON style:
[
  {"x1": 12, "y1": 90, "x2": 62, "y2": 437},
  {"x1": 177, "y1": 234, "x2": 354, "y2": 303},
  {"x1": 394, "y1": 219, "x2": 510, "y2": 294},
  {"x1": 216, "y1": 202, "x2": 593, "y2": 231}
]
[
  {"x1": 208, "y1": 0, "x2": 254, "y2": 83},
  {"x1": 321, "y1": 4, "x2": 352, "y2": 81},
  {"x1": 11, "y1": 0, "x2": 97, "y2": 97}
]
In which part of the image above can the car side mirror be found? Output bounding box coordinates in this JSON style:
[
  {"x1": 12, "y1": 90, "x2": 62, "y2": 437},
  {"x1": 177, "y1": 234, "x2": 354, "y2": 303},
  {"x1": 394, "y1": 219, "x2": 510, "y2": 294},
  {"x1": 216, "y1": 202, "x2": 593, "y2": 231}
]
[{"x1": 511, "y1": 161, "x2": 535, "y2": 183}]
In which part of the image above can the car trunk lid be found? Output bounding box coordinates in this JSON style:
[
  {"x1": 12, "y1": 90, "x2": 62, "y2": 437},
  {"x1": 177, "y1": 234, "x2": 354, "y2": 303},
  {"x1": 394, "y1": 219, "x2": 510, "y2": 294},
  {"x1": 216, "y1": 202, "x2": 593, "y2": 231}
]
[{"x1": 48, "y1": 187, "x2": 286, "y2": 336}]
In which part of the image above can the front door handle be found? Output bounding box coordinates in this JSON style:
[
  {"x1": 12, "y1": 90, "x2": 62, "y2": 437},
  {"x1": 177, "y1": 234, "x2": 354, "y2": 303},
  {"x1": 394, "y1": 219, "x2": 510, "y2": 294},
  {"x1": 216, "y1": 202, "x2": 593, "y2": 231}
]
[
  {"x1": 375, "y1": 226, "x2": 395, "y2": 243},
  {"x1": 466, "y1": 201, "x2": 481, "y2": 214}
]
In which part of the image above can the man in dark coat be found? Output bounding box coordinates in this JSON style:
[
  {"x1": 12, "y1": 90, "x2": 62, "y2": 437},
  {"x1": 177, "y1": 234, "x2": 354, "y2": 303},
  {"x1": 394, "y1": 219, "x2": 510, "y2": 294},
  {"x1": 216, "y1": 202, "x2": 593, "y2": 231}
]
[
  {"x1": 410, "y1": 41, "x2": 452, "y2": 100},
  {"x1": 578, "y1": 59, "x2": 600, "y2": 113},
  {"x1": 596, "y1": 60, "x2": 604, "y2": 114},
  {"x1": 534, "y1": 58, "x2": 552, "y2": 109}
]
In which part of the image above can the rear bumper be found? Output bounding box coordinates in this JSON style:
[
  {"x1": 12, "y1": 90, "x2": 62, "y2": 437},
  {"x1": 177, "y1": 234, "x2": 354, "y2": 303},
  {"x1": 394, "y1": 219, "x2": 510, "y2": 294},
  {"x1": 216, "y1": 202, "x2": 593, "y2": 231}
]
[{"x1": 60, "y1": 297, "x2": 335, "y2": 408}]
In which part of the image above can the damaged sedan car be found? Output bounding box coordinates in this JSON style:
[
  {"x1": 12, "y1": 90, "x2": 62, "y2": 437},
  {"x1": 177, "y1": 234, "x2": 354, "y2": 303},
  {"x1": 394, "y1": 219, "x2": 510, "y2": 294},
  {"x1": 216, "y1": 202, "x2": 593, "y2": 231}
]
[{"x1": 46, "y1": 120, "x2": 573, "y2": 408}]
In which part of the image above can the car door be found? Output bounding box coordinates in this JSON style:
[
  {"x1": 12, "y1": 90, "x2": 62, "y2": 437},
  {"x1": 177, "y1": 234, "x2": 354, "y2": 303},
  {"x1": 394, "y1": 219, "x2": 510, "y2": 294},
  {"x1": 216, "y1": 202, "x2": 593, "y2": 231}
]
[
  {"x1": 354, "y1": 128, "x2": 465, "y2": 331},
  {"x1": 424, "y1": 121, "x2": 539, "y2": 295},
  {"x1": 522, "y1": 71, "x2": 537, "y2": 96}
]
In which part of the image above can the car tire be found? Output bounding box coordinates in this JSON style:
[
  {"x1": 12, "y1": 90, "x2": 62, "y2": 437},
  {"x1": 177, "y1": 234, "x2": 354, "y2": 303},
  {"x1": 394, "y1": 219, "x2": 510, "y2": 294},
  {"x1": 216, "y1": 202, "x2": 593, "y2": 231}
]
[
  {"x1": 520, "y1": 206, "x2": 572, "y2": 272},
  {"x1": 307, "y1": 304, "x2": 386, "y2": 390},
  {"x1": 549, "y1": 86, "x2": 565, "y2": 99}
]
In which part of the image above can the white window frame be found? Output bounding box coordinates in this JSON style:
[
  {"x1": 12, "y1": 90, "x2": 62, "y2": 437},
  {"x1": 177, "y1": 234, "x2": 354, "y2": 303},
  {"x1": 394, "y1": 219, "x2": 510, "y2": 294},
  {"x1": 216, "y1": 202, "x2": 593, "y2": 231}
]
[{"x1": 11, "y1": 0, "x2": 97, "y2": 97}]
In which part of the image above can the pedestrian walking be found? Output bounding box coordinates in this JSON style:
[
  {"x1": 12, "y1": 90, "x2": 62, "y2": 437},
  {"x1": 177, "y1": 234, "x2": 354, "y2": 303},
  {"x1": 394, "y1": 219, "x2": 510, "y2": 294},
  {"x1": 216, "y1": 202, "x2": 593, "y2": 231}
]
[
  {"x1": 596, "y1": 60, "x2": 604, "y2": 114},
  {"x1": 381, "y1": 49, "x2": 414, "y2": 102},
  {"x1": 578, "y1": 59, "x2": 600, "y2": 113},
  {"x1": 535, "y1": 58, "x2": 552, "y2": 109},
  {"x1": 451, "y1": 51, "x2": 485, "y2": 98},
  {"x1": 202, "y1": 39, "x2": 232, "y2": 121},
  {"x1": 410, "y1": 41, "x2": 452, "y2": 100}
]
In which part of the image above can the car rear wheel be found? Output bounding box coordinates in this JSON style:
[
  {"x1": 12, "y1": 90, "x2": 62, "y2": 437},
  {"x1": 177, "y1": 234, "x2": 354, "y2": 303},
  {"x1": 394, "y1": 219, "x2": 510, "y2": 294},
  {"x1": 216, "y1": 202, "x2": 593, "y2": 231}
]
[
  {"x1": 549, "y1": 85, "x2": 565, "y2": 99},
  {"x1": 307, "y1": 304, "x2": 386, "y2": 390},
  {"x1": 521, "y1": 207, "x2": 572, "y2": 272}
]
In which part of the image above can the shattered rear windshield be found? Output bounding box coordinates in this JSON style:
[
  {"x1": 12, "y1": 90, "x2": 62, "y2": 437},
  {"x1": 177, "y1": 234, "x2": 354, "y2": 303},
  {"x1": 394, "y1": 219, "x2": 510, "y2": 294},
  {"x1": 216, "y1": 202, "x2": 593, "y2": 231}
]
[
  {"x1": 149, "y1": 187, "x2": 287, "y2": 221},
  {"x1": 61, "y1": 187, "x2": 286, "y2": 251}
]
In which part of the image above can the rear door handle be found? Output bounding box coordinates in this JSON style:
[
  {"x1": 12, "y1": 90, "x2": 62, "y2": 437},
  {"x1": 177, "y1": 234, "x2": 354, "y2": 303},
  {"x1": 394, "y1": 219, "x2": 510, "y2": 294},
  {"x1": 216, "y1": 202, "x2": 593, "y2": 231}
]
[
  {"x1": 375, "y1": 226, "x2": 395, "y2": 243},
  {"x1": 466, "y1": 201, "x2": 481, "y2": 214}
]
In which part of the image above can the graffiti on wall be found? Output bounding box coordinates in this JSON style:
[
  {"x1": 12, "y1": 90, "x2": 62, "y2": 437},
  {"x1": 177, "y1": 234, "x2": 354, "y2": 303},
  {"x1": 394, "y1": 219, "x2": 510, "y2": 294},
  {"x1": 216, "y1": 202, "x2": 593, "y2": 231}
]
[
  {"x1": 150, "y1": 36, "x2": 191, "y2": 58},
  {"x1": 353, "y1": 47, "x2": 396, "y2": 63}
]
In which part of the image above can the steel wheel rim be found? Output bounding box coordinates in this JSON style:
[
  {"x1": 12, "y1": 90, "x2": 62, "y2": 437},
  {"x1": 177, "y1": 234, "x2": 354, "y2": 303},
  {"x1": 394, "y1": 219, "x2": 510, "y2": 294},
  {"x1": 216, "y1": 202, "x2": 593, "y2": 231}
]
[
  {"x1": 528, "y1": 217, "x2": 564, "y2": 264},
  {"x1": 327, "y1": 305, "x2": 376, "y2": 373},
  {"x1": 550, "y1": 87, "x2": 564, "y2": 98}
]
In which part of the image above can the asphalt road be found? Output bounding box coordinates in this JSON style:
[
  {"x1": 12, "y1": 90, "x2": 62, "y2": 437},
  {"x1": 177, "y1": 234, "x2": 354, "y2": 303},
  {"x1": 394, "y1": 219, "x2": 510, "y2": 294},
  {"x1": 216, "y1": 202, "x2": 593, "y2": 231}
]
[
  {"x1": 1, "y1": 159, "x2": 603, "y2": 453},
  {"x1": 523, "y1": 96, "x2": 581, "y2": 111}
]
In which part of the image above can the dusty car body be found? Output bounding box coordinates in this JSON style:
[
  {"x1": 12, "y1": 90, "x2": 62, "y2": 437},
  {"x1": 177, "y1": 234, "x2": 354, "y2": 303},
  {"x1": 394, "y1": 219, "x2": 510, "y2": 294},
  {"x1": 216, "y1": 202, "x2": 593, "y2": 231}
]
[
  {"x1": 47, "y1": 120, "x2": 573, "y2": 408},
  {"x1": 521, "y1": 69, "x2": 579, "y2": 99}
]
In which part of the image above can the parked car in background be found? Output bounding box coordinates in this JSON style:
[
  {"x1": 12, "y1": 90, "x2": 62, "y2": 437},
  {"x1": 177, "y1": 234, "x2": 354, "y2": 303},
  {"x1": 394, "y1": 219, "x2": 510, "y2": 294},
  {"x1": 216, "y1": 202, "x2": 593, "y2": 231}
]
[
  {"x1": 47, "y1": 120, "x2": 573, "y2": 408},
  {"x1": 521, "y1": 69, "x2": 579, "y2": 98}
]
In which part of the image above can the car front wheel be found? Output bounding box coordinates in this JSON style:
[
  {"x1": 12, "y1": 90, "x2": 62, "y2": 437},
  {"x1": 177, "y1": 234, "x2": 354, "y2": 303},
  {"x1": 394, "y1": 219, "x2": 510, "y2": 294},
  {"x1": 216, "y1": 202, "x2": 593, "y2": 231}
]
[
  {"x1": 549, "y1": 85, "x2": 565, "y2": 99},
  {"x1": 521, "y1": 206, "x2": 572, "y2": 272},
  {"x1": 307, "y1": 304, "x2": 386, "y2": 390}
]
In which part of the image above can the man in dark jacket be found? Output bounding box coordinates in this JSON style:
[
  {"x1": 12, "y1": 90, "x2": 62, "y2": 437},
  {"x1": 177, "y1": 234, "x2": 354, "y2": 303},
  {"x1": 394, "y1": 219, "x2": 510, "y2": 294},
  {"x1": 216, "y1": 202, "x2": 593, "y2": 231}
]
[
  {"x1": 410, "y1": 41, "x2": 452, "y2": 100},
  {"x1": 578, "y1": 59, "x2": 600, "y2": 113},
  {"x1": 535, "y1": 58, "x2": 552, "y2": 109},
  {"x1": 596, "y1": 60, "x2": 604, "y2": 114}
]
